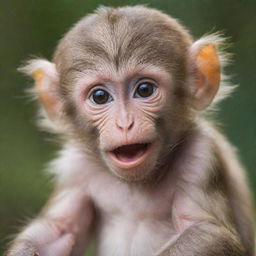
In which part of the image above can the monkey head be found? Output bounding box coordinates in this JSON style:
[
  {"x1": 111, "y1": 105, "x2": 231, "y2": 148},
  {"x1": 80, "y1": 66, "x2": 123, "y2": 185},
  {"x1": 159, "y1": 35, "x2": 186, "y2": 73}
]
[{"x1": 20, "y1": 6, "x2": 221, "y2": 182}]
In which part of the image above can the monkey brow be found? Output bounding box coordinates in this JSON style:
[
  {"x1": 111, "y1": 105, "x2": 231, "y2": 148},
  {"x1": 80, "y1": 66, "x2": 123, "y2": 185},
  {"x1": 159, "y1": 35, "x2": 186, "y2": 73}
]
[{"x1": 65, "y1": 60, "x2": 99, "y2": 74}]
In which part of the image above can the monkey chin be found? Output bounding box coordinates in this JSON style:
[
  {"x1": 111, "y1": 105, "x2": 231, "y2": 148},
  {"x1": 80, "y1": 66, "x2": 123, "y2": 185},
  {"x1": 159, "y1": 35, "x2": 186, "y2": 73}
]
[{"x1": 105, "y1": 142, "x2": 160, "y2": 182}]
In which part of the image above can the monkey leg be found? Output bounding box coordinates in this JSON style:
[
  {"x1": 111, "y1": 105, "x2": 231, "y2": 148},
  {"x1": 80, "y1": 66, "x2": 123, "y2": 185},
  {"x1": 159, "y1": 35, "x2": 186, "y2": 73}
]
[{"x1": 155, "y1": 222, "x2": 245, "y2": 256}]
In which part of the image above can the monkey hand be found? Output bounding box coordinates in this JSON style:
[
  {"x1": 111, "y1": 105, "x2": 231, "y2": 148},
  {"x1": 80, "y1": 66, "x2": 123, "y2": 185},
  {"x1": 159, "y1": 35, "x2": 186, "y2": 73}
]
[
  {"x1": 5, "y1": 240, "x2": 40, "y2": 256},
  {"x1": 5, "y1": 233, "x2": 75, "y2": 256}
]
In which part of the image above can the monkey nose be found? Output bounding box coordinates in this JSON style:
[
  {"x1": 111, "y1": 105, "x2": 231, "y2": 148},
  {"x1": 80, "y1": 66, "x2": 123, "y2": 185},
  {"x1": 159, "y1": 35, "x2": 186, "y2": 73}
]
[{"x1": 116, "y1": 118, "x2": 134, "y2": 132}]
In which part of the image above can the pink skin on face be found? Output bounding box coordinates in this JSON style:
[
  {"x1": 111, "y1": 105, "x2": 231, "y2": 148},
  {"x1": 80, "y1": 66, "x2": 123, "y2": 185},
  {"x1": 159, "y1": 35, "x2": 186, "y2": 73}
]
[{"x1": 73, "y1": 65, "x2": 171, "y2": 176}]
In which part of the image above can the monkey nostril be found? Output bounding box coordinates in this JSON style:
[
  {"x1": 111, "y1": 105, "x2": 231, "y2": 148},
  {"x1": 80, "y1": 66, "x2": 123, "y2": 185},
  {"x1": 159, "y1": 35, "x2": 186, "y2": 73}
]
[{"x1": 127, "y1": 120, "x2": 134, "y2": 130}]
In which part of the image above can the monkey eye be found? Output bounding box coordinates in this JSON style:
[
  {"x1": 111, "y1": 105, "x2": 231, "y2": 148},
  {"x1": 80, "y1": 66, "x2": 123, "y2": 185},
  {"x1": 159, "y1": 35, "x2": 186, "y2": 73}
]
[
  {"x1": 90, "y1": 89, "x2": 113, "y2": 105},
  {"x1": 134, "y1": 81, "x2": 156, "y2": 98}
]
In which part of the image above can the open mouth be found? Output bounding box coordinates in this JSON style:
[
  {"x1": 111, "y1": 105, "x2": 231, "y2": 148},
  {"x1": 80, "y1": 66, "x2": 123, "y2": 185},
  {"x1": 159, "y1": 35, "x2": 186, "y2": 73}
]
[{"x1": 108, "y1": 143, "x2": 152, "y2": 169}]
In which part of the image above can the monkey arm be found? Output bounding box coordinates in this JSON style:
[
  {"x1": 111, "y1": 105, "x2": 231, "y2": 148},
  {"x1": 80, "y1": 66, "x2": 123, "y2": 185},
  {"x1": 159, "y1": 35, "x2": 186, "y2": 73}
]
[
  {"x1": 154, "y1": 180, "x2": 246, "y2": 256},
  {"x1": 5, "y1": 187, "x2": 95, "y2": 256},
  {"x1": 155, "y1": 221, "x2": 245, "y2": 256}
]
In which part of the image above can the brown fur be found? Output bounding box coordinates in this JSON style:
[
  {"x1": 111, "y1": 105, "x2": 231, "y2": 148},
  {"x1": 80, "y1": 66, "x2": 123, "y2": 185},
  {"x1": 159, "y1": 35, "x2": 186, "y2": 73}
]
[{"x1": 6, "y1": 6, "x2": 254, "y2": 256}]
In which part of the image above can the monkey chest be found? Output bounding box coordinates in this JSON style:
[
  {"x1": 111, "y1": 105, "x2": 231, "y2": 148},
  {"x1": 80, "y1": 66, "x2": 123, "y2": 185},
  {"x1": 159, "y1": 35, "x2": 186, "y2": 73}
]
[
  {"x1": 96, "y1": 214, "x2": 174, "y2": 256},
  {"x1": 92, "y1": 183, "x2": 175, "y2": 256}
]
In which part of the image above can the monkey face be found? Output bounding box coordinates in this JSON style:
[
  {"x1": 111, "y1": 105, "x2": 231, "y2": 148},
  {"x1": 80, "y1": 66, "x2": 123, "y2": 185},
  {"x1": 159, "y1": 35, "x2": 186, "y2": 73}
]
[
  {"x1": 72, "y1": 66, "x2": 173, "y2": 181},
  {"x1": 52, "y1": 6, "x2": 195, "y2": 181}
]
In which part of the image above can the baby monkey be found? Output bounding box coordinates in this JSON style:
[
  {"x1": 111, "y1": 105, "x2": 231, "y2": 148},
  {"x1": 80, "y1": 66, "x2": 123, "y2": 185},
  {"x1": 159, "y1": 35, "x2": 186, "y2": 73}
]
[{"x1": 6, "y1": 5, "x2": 254, "y2": 256}]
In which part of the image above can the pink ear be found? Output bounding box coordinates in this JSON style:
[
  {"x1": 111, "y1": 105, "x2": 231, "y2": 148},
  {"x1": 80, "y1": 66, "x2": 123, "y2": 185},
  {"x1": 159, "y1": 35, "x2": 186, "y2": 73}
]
[
  {"x1": 19, "y1": 59, "x2": 62, "y2": 121},
  {"x1": 189, "y1": 39, "x2": 221, "y2": 110}
]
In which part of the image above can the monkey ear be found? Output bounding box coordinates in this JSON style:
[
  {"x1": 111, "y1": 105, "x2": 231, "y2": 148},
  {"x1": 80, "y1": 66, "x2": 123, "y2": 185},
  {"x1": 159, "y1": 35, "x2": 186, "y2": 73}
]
[
  {"x1": 19, "y1": 59, "x2": 63, "y2": 121},
  {"x1": 189, "y1": 38, "x2": 221, "y2": 110}
]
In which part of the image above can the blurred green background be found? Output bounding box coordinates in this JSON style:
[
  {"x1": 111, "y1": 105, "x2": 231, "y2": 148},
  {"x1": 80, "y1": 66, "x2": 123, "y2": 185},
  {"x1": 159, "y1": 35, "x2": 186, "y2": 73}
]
[{"x1": 0, "y1": 0, "x2": 255, "y2": 254}]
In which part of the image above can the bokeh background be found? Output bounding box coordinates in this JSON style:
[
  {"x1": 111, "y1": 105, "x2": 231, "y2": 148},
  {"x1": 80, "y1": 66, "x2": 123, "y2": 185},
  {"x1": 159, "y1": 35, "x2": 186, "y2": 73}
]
[{"x1": 0, "y1": 0, "x2": 255, "y2": 254}]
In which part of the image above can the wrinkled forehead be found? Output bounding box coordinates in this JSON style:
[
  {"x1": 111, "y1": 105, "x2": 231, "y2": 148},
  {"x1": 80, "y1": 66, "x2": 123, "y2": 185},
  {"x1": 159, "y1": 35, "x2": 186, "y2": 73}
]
[{"x1": 56, "y1": 8, "x2": 191, "y2": 86}]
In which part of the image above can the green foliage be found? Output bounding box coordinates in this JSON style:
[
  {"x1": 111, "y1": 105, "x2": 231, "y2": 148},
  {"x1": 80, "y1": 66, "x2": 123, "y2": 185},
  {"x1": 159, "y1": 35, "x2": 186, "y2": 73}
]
[{"x1": 0, "y1": 0, "x2": 255, "y2": 254}]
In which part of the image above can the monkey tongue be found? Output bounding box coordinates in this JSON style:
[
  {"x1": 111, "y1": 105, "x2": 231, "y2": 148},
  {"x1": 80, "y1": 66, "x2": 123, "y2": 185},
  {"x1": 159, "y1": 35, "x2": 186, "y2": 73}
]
[{"x1": 112, "y1": 143, "x2": 148, "y2": 163}]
